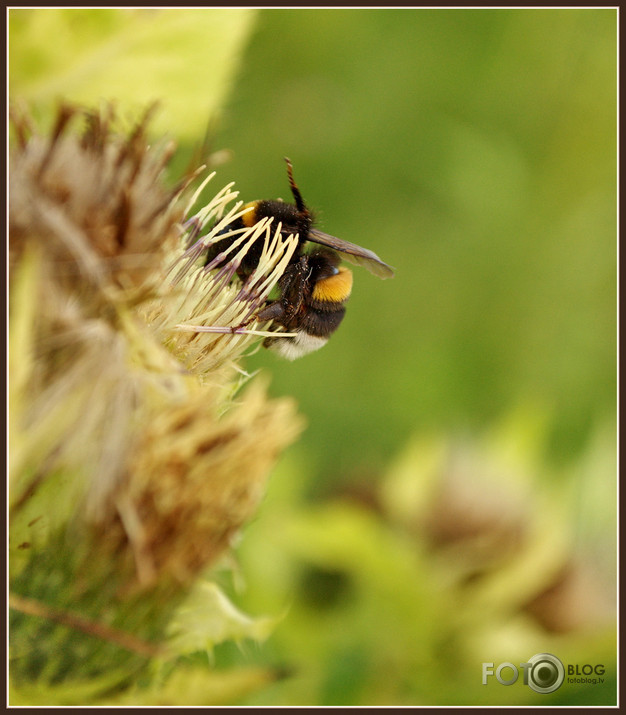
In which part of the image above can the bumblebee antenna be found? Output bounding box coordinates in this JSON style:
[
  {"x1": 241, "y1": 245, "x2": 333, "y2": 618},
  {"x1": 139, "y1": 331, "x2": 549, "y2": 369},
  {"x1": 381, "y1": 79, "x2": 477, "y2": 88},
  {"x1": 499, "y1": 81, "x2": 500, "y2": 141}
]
[{"x1": 284, "y1": 157, "x2": 308, "y2": 215}]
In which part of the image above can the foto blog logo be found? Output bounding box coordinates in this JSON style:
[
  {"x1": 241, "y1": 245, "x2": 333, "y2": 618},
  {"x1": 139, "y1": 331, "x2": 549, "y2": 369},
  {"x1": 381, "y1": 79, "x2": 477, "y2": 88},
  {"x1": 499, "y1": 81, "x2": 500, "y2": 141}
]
[{"x1": 482, "y1": 653, "x2": 565, "y2": 694}]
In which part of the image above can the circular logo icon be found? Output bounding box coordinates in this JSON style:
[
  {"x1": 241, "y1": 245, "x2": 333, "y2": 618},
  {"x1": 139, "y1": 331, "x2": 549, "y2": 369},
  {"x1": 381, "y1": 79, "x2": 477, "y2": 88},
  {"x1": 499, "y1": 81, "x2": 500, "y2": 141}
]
[{"x1": 527, "y1": 653, "x2": 565, "y2": 694}]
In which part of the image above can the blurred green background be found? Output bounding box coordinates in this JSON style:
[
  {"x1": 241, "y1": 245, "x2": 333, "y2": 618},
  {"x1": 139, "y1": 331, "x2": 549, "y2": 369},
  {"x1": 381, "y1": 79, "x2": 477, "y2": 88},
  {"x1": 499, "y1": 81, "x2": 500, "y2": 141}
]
[
  {"x1": 9, "y1": 7, "x2": 617, "y2": 706},
  {"x1": 217, "y1": 9, "x2": 616, "y2": 485}
]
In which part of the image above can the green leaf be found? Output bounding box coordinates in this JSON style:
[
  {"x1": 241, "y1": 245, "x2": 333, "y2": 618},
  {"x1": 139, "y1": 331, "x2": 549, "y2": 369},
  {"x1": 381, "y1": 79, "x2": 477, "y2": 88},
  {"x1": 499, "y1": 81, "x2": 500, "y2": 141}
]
[{"x1": 8, "y1": 8, "x2": 257, "y2": 139}]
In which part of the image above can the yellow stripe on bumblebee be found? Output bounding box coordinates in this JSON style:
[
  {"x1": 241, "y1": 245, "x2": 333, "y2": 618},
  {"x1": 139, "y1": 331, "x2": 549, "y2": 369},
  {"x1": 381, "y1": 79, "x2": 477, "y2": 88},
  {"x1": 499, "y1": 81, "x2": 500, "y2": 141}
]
[{"x1": 311, "y1": 266, "x2": 353, "y2": 303}]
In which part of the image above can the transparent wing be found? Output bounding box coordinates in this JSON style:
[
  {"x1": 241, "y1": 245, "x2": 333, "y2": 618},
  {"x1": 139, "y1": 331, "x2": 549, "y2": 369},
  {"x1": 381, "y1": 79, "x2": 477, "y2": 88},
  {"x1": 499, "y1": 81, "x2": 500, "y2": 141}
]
[{"x1": 307, "y1": 228, "x2": 395, "y2": 279}]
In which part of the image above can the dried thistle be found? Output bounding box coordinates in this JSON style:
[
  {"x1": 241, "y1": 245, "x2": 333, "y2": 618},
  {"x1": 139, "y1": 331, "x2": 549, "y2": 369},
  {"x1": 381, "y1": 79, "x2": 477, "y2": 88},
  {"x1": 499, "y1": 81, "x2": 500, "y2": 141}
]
[{"x1": 9, "y1": 104, "x2": 304, "y2": 703}]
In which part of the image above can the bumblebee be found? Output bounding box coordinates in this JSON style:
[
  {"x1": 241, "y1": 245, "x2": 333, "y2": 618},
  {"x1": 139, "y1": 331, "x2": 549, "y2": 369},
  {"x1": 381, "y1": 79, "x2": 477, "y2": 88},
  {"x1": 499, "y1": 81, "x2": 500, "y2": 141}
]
[{"x1": 206, "y1": 158, "x2": 394, "y2": 359}]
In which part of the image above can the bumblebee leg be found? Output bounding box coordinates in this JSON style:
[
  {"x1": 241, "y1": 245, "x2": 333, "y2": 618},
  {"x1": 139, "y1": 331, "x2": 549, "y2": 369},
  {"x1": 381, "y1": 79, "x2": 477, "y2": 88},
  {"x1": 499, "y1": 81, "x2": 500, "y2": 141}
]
[
  {"x1": 256, "y1": 300, "x2": 286, "y2": 323},
  {"x1": 228, "y1": 300, "x2": 285, "y2": 334}
]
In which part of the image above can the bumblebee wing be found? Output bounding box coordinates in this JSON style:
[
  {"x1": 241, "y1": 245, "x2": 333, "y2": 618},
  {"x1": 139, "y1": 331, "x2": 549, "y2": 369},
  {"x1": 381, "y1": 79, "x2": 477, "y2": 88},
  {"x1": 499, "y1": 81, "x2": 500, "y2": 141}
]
[{"x1": 307, "y1": 228, "x2": 395, "y2": 279}]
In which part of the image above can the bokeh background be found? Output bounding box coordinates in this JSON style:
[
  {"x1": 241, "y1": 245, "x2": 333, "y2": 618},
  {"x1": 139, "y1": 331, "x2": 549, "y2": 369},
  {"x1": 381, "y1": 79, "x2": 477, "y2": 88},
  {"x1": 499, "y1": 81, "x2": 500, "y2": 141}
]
[{"x1": 9, "y1": 7, "x2": 617, "y2": 706}]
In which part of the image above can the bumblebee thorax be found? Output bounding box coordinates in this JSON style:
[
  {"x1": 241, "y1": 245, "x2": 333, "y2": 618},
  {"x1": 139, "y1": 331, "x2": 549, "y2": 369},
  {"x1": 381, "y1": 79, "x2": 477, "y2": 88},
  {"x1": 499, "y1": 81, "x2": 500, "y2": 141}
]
[{"x1": 242, "y1": 199, "x2": 312, "y2": 237}]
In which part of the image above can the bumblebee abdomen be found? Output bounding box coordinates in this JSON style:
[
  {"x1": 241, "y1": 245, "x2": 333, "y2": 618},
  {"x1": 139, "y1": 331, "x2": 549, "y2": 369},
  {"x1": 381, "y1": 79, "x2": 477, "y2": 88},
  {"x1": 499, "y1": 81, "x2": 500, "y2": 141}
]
[
  {"x1": 310, "y1": 266, "x2": 353, "y2": 306},
  {"x1": 301, "y1": 305, "x2": 346, "y2": 337},
  {"x1": 262, "y1": 302, "x2": 346, "y2": 360}
]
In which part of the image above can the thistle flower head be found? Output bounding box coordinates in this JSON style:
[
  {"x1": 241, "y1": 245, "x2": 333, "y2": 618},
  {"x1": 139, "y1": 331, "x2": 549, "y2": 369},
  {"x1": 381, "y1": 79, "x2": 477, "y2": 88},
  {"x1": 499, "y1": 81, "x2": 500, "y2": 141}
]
[
  {"x1": 9, "y1": 105, "x2": 304, "y2": 701},
  {"x1": 10, "y1": 104, "x2": 303, "y2": 536}
]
